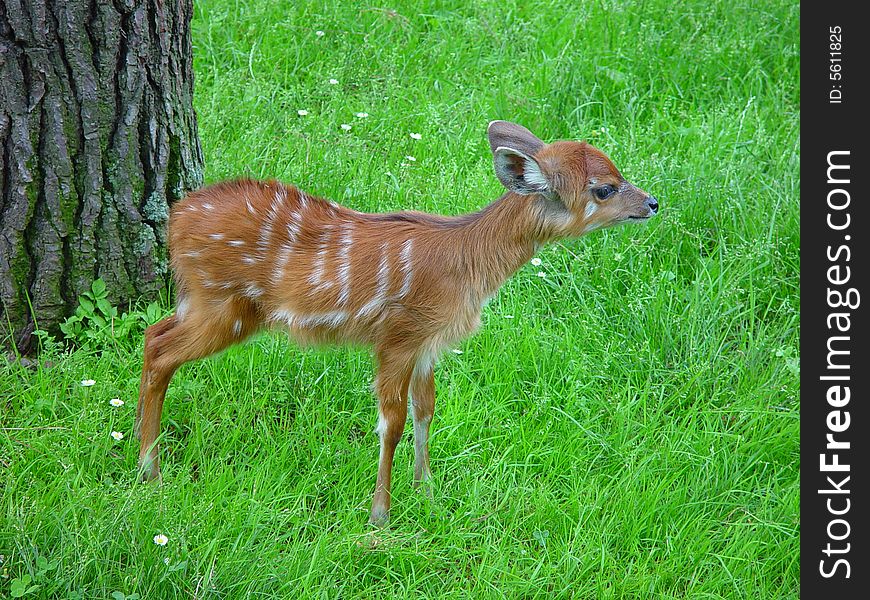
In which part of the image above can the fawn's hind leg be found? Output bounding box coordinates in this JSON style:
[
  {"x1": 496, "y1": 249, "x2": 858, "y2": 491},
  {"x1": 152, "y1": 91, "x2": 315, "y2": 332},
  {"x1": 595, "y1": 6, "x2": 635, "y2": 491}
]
[
  {"x1": 369, "y1": 346, "x2": 417, "y2": 526},
  {"x1": 135, "y1": 315, "x2": 179, "y2": 441},
  {"x1": 136, "y1": 298, "x2": 259, "y2": 482}
]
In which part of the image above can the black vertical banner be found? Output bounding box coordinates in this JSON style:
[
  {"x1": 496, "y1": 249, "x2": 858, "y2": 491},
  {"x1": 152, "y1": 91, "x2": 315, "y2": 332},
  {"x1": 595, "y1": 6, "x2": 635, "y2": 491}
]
[{"x1": 802, "y1": 3, "x2": 868, "y2": 596}]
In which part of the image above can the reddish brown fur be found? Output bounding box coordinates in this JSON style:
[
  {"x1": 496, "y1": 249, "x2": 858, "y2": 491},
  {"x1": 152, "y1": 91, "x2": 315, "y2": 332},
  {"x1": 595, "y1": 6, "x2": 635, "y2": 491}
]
[{"x1": 136, "y1": 121, "x2": 657, "y2": 525}]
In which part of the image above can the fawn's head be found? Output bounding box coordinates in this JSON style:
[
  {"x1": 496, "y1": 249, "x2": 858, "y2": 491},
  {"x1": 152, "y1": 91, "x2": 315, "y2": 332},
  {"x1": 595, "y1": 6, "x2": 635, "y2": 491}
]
[{"x1": 487, "y1": 121, "x2": 658, "y2": 238}]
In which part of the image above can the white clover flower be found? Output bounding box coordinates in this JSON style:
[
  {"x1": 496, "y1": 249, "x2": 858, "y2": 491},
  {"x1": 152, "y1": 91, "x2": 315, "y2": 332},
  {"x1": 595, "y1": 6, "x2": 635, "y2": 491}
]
[
  {"x1": 328, "y1": 78, "x2": 339, "y2": 85},
  {"x1": 315, "y1": 30, "x2": 325, "y2": 37},
  {"x1": 530, "y1": 257, "x2": 542, "y2": 267},
  {"x1": 111, "y1": 431, "x2": 124, "y2": 441},
  {"x1": 613, "y1": 253, "x2": 623, "y2": 262},
  {"x1": 340, "y1": 123, "x2": 352, "y2": 131},
  {"x1": 164, "y1": 557, "x2": 171, "y2": 565},
  {"x1": 405, "y1": 155, "x2": 416, "y2": 162},
  {"x1": 537, "y1": 271, "x2": 546, "y2": 278},
  {"x1": 409, "y1": 132, "x2": 422, "y2": 140},
  {"x1": 355, "y1": 112, "x2": 369, "y2": 118},
  {"x1": 297, "y1": 109, "x2": 309, "y2": 116},
  {"x1": 110, "y1": 398, "x2": 124, "y2": 407},
  {"x1": 153, "y1": 534, "x2": 169, "y2": 546},
  {"x1": 81, "y1": 379, "x2": 96, "y2": 387}
]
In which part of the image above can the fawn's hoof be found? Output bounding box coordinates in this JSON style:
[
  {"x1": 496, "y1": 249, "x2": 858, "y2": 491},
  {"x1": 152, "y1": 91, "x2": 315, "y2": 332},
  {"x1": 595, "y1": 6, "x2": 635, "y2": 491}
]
[
  {"x1": 368, "y1": 507, "x2": 390, "y2": 528},
  {"x1": 413, "y1": 479, "x2": 434, "y2": 500},
  {"x1": 137, "y1": 458, "x2": 162, "y2": 483}
]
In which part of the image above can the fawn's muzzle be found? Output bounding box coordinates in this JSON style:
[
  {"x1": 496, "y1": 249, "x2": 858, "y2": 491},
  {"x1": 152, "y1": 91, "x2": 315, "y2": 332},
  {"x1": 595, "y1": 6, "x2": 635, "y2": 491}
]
[{"x1": 645, "y1": 196, "x2": 659, "y2": 215}]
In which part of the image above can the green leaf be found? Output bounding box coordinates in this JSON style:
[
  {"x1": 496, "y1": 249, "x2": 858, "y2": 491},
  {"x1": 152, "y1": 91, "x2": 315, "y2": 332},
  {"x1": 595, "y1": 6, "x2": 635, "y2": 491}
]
[
  {"x1": 78, "y1": 297, "x2": 95, "y2": 314},
  {"x1": 146, "y1": 302, "x2": 161, "y2": 323},
  {"x1": 96, "y1": 299, "x2": 113, "y2": 317},
  {"x1": 91, "y1": 278, "x2": 107, "y2": 297},
  {"x1": 10, "y1": 575, "x2": 32, "y2": 598},
  {"x1": 110, "y1": 591, "x2": 126, "y2": 600}
]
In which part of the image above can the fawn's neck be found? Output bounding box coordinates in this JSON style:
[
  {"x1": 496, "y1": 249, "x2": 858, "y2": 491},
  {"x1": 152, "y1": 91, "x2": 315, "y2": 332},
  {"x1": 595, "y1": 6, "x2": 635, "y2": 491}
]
[{"x1": 454, "y1": 192, "x2": 556, "y2": 301}]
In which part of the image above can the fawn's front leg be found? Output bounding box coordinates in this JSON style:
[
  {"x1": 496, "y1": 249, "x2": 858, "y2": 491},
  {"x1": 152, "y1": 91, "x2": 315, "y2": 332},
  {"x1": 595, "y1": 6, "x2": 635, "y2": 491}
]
[{"x1": 370, "y1": 347, "x2": 415, "y2": 526}]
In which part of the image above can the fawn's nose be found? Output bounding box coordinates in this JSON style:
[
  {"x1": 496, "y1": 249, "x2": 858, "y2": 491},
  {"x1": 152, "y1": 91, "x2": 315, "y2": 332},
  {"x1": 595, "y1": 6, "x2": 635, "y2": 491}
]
[{"x1": 645, "y1": 196, "x2": 659, "y2": 214}]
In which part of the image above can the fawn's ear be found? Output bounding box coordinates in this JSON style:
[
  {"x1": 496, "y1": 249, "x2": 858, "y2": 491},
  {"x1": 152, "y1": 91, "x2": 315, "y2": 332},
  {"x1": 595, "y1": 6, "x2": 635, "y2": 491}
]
[
  {"x1": 488, "y1": 121, "x2": 551, "y2": 195},
  {"x1": 487, "y1": 120, "x2": 544, "y2": 156},
  {"x1": 492, "y1": 147, "x2": 551, "y2": 195}
]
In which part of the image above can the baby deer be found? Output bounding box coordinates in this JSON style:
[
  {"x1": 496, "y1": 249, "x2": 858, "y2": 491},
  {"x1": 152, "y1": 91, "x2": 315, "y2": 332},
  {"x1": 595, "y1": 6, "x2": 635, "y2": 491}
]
[{"x1": 136, "y1": 121, "x2": 658, "y2": 525}]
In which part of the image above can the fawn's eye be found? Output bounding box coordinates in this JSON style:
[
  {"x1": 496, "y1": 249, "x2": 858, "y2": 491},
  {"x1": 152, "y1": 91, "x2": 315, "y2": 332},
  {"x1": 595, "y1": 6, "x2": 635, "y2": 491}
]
[{"x1": 593, "y1": 185, "x2": 616, "y2": 200}]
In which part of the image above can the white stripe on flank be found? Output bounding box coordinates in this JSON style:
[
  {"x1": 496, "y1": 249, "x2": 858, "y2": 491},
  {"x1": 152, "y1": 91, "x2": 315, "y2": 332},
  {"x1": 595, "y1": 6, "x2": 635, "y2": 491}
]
[
  {"x1": 297, "y1": 311, "x2": 348, "y2": 328},
  {"x1": 271, "y1": 308, "x2": 348, "y2": 329},
  {"x1": 357, "y1": 241, "x2": 391, "y2": 318},
  {"x1": 336, "y1": 223, "x2": 354, "y2": 305},
  {"x1": 271, "y1": 308, "x2": 297, "y2": 328},
  {"x1": 398, "y1": 238, "x2": 414, "y2": 297},
  {"x1": 273, "y1": 243, "x2": 294, "y2": 280},
  {"x1": 309, "y1": 229, "x2": 333, "y2": 288},
  {"x1": 274, "y1": 185, "x2": 288, "y2": 209},
  {"x1": 286, "y1": 210, "x2": 302, "y2": 243}
]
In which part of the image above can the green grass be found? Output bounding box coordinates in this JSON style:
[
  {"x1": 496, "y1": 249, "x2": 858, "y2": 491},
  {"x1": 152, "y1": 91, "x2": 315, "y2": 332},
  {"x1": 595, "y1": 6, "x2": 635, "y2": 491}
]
[{"x1": 1, "y1": 0, "x2": 799, "y2": 597}]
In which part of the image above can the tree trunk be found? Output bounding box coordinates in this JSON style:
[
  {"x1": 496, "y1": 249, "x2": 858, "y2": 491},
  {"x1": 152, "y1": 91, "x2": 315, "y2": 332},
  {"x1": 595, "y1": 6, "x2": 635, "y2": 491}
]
[{"x1": 0, "y1": 0, "x2": 203, "y2": 353}]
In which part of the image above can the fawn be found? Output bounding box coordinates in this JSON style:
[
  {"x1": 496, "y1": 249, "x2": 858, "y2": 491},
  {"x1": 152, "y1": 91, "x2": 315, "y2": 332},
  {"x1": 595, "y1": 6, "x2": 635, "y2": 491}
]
[{"x1": 136, "y1": 120, "x2": 658, "y2": 525}]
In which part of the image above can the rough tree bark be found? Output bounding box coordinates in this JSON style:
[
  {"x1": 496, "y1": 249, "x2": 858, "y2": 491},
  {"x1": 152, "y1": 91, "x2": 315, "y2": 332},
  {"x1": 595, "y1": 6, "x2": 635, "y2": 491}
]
[{"x1": 0, "y1": 0, "x2": 203, "y2": 353}]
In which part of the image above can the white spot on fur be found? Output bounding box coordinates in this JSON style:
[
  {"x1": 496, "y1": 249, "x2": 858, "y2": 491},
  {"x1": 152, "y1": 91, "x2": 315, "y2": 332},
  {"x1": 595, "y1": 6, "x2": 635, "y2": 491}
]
[
  {"x1": 245, "y1": 195, "x2": 255, "y2": 215},
  {"x1": 243, "y1": 284, "x2": 263, "y2": 298},
  {"x1": 375, "y1": 409, "x2": 388, "y2": 467},
  {"x1": 584, "y1": 202, "x2": 598, "y2": 219},
  {"x1": 175, "y1": 298, "x2": 190, "y2": 320},
  {"x1": 232, "y1": 320, "x2": 242, "y2": 337},
  {"x1": 228, "y1": 240, "x2": 245, "y2": 247},
  {"x1": 202, "y1": 203, "x2": 214, "y2": 210},
  {"x1": 209, "y1": 233, "x2": 224, "y2": 241},
  {"x1": 242, "y1": 255, "x2": 257, "y2": 264}
]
